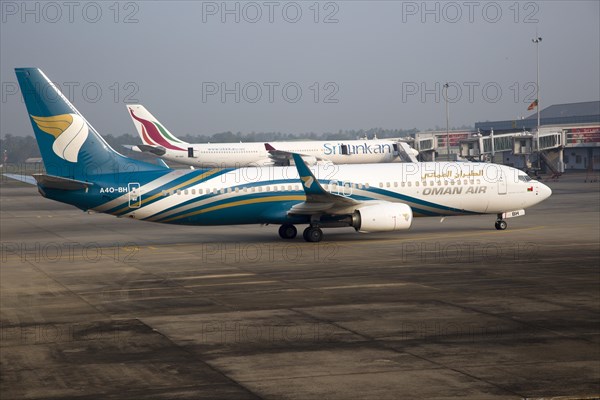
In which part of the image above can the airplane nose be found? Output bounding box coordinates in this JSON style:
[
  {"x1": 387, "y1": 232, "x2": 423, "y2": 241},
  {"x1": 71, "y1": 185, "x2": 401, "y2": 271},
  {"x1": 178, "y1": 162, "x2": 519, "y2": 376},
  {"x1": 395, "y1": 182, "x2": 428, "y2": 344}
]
[{"x1": 539, "y1": 182, "x2": 552, "y2": 200}]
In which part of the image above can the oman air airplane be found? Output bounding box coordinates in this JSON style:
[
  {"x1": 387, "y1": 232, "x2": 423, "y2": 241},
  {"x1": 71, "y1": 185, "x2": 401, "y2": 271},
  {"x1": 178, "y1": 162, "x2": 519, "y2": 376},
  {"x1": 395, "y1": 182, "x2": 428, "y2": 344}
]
[
  {"x1": 126, "y1": 104, "x2": 419, "y2": 168},
  {"x1": 7, "y1": 68, "x2": 551, "y2": 242}
]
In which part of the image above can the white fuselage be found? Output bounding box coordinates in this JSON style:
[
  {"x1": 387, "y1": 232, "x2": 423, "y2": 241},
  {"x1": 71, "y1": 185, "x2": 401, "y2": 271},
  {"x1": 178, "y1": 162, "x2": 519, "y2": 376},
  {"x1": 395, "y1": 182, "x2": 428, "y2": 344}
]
[
  {"x1": 115, "y1": 162, "x2": 551, "y2": 223},
  {"x1": 161, "y1": 139, "x2": 403, "y2": 167}
]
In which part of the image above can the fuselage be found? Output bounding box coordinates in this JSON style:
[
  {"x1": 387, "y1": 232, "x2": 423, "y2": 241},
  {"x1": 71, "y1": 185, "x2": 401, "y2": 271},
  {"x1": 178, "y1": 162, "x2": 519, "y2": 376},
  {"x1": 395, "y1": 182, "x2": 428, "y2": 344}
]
[
  {"x1": 46, "y1": 162, "x2": 551, "y2": 227},
  {"x1": 160, "y1": 139, "x2": 402, "y2": 167}
]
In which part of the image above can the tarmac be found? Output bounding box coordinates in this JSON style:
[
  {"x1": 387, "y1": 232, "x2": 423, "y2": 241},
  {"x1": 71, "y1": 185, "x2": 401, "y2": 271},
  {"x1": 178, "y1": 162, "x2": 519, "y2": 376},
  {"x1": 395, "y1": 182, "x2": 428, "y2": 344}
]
[{"x1": 1, "y1": 171, "x2": 599, "y2": 399}]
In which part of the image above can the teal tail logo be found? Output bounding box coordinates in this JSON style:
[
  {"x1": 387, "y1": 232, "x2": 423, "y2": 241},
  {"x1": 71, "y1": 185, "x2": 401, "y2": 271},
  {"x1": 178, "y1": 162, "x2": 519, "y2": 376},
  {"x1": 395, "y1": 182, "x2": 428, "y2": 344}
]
[
  {"x1": 31, "y1": 113, "x2": 88, "y2": 163},
  {"x1": 301, "y1": 175, "x2": 314, "y2": 189}
]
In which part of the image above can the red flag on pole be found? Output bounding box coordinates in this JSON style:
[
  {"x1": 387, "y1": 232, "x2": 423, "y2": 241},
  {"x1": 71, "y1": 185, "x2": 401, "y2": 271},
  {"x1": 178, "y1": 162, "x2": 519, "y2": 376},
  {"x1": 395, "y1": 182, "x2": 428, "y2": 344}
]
[{"x1": 527, "y1": 99, "x2": 538, "y2": 111}]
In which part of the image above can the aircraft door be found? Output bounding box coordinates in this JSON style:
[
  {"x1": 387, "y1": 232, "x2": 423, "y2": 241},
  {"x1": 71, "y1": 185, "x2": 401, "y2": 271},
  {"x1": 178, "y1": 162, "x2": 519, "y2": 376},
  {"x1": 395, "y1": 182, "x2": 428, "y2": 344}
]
[
  {"x1": 497, "y1": 171, "x2": 507, "y2": 195},
  {"x1": 128, "y1": 183, "x2": 141, "y2": 208}
]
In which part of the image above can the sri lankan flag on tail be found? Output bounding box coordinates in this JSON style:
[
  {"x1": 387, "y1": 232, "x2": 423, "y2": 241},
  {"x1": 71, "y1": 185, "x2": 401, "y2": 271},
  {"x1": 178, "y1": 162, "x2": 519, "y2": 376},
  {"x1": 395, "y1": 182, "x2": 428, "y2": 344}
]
[{"x1": 527, "y1": 99, "x2": 538, "y2": 111}]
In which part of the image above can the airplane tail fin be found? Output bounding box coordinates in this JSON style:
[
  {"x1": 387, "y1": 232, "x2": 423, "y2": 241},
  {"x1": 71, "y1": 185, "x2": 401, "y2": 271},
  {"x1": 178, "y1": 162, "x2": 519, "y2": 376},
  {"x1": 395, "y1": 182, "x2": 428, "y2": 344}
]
[
  {"x1": 15, "y1": 68, "x2": 166, "y2": 180},
  {"x1": 127, "y1": 104, "x2": 189, "y2": 150}
]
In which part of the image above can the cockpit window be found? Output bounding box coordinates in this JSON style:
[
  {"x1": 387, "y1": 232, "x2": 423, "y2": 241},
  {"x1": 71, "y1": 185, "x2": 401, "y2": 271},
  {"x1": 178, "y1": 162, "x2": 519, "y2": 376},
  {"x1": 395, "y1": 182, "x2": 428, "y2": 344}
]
[{"x1": 518, "y1": 175, "x2": 532, "y2": 182}]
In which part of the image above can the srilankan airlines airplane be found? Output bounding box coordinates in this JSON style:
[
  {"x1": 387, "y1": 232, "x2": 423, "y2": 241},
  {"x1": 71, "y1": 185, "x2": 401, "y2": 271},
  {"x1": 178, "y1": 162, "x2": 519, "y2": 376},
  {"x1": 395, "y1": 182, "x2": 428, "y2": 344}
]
[
  {"x1": 7, "y1": 68, "x2": 552, "y2": 242},
  {"x1": 125, "y1": 104, "x2": 419, "y2": 168}
]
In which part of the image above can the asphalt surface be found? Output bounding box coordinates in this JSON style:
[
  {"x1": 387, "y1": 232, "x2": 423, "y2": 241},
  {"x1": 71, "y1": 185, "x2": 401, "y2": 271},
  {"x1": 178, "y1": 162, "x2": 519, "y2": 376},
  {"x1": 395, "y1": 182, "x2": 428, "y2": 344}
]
[{"x1": 1, "y1": 172, "x2": 599, "y2": 399}]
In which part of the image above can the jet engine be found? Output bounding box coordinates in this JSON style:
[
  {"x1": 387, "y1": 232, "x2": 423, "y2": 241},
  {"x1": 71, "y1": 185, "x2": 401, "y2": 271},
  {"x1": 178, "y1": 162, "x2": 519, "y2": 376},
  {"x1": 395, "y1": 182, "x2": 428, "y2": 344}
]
[
  {"x1": 352, "y1": 203, "x2": 413, "y2": 233},
  {"x1": 294, "y1": 155, "x2": 318, "y2": 166}
]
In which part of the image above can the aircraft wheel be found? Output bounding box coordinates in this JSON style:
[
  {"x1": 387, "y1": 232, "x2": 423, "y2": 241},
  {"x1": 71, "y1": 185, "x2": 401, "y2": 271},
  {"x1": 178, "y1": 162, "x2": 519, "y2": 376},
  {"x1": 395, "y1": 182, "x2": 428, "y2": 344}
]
[
  {"x1": 495, "y1": 220, "x2": 507, "y2": 230},
  {"x1": 303, "y1": 226, "x2": 323, "y2": 242},
  {"x1": 278, "y1": 224, "x2": 297, "y2": 239}
]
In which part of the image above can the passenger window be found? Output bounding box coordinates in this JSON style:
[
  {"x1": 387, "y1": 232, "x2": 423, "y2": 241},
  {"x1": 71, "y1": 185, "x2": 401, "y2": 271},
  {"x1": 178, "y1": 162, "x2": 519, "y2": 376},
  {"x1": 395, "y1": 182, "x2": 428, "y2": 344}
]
[
  {"x1": 415, "y1": 181, "x2": 419, "y2": 187},
  {"x1": 379, "y1": 183, "x2": 383, "y2": 188},
  {"x1": 407, "y1": 182, "x2": 412, "y2": 187},
  {"x1": 184, "y1": 189, "x2": 189, "y2": 195},
  {"x1": 386, "y1": 182, "x2": 390, "y2": 188}
]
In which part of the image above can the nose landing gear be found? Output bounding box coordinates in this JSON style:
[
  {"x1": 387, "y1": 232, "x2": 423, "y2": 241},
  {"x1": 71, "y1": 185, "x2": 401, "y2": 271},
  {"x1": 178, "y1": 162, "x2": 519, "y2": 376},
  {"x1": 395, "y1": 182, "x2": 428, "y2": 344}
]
[{"x1": 495, "y1": 218, "x2": 507, "y2": 230}]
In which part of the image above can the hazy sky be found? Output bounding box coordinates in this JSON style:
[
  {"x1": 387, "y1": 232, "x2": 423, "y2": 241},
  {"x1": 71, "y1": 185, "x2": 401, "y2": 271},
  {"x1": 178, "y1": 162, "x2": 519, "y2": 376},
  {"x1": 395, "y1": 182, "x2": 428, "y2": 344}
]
[{"x1": 2, "y1": 1, "x2": 599, "y2": 138}]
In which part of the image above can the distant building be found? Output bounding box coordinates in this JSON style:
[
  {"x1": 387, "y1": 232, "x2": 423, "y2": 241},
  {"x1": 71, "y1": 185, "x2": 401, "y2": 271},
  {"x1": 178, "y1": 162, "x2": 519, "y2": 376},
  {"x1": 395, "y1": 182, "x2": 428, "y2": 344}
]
[
  {"x1": 474, "y1": 101, "x2": 600, "y2": 134},
  {"x1": 413, "y1": 101, "x2": 600, "y2": 172}
]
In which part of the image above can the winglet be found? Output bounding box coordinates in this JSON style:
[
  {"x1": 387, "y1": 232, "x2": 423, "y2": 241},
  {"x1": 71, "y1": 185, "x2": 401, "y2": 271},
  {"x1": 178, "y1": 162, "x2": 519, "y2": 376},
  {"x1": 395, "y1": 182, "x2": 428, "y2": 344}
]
[
  {"x1": 264, "y1": 143, "x2": 276, "y2": 151},
  {"x1": 292, "y1": 153, "x2": 328, "y2": 196}
]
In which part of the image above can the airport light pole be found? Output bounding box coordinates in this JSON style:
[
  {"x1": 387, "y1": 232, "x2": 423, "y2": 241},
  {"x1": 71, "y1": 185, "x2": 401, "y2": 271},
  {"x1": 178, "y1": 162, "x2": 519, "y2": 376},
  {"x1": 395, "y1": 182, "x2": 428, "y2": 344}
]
[
  {"x1": 532, "y1": 35, "x2": 542, "y2": 167},
  {"x1": 443, "y1": 83, "x2": 450, "y2": 160}
]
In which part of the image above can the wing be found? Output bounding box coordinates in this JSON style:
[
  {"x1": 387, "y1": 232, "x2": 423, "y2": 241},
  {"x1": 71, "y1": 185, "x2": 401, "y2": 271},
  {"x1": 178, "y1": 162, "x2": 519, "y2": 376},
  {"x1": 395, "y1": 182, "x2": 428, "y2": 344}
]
[
  {"x1": 289, "y1": 153, "x2": 414, "y2": 233},
  {"x1": 288, "y1": 153, "x2": 360, "y2": 216},
  {"x1": 265, "y1": 143, "x2": 330, "y2": 166}
]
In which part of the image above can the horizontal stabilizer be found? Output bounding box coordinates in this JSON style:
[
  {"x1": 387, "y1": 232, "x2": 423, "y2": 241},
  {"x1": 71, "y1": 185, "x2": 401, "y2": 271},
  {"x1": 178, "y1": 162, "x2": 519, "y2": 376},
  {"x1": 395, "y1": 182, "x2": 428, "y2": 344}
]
[
  {"x1": 3, "y1": 174, "x2": 37, "y2": 185},
  {"x1": 136, "y1": 144, "x2": 167, "y2": 156},
  {"x1": 32, "y1": 174, "x2": 93, "y2": 190}
]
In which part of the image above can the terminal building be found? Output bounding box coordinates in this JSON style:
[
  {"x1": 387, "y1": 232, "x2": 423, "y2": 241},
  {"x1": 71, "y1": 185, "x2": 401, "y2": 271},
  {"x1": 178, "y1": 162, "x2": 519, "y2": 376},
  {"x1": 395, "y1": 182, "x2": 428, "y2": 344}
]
[{"x1": 412, "y1": 101, "x2": 600, "y2": 173}]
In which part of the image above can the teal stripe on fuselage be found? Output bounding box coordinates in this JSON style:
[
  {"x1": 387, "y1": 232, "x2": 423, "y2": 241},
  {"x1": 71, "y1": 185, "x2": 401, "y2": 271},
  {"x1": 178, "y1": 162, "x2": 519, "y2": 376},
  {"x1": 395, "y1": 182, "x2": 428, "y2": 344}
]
[
  {"x1": 106, "y1": 168, "x2": 231, "y2": 216},
  {"x1": 142, "y1": 178, "x2": 300, "y2": 221},
  {"x1": 143, "y1": 179, "x2": 467, "y2": 225}
]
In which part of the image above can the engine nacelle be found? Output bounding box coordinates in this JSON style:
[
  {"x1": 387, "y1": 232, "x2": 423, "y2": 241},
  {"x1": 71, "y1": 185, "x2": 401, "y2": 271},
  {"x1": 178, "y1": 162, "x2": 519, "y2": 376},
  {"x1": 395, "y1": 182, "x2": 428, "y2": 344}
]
[{"x1": 353, "y1": 203, "x2": 413, "y2": 233}]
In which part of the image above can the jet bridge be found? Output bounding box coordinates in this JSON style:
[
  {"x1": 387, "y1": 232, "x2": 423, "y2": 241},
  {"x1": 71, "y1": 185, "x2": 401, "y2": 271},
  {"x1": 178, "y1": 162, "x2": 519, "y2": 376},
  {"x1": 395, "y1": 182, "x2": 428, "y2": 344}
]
[{"x1": 459, "y1": 130, "x2": 565, "y2": 174}]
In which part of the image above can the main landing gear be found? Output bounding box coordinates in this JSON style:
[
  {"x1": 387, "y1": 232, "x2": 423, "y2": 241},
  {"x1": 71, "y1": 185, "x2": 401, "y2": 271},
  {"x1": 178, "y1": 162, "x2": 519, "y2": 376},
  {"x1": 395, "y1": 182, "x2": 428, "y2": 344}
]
[
  {"x1": 303, "y1": 226, "x2": 323, "y2": 242},
  {"x1": 278, "y1": 224, "x2": 323, "y2": 242},
  {"x1": 495, "y1": 215, "x2": 507, "y2": 230},
  {"x1": 278, "y1": 224, "x2": 297, "y2": 239}
]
